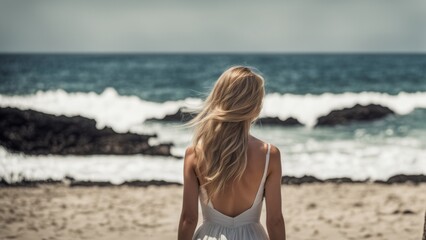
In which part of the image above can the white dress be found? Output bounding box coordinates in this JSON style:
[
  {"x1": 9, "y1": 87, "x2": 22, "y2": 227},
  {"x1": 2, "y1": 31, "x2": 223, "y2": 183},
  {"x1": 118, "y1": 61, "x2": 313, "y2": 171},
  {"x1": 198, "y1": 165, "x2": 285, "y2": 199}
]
[{"x1": 193, "y1": 143, "x2": 271, "y2": 240}]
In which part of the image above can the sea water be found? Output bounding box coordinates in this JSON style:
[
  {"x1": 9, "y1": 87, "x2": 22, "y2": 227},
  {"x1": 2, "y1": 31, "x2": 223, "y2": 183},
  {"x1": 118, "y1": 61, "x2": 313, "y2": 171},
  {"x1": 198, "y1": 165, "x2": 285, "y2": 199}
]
[{"x1": 0, "y1": 53, "x2": 425, "y2": 183}]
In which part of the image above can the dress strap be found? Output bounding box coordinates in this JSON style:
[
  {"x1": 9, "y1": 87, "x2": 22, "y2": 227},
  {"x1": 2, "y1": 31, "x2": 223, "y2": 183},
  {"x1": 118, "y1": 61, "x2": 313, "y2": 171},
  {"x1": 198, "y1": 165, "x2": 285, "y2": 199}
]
[
  {"x1": 253, "y1": 143, "x2": 271, "y2": 202},
  {"x1": 262, "y1": 143, "x2": 271, "y2": 182}
]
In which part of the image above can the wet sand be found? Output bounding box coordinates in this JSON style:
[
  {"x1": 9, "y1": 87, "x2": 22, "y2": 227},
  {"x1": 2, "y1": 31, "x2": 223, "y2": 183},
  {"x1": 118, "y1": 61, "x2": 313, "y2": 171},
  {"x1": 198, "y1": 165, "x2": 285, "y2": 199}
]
[{"x1": 0, "y1": 183, "x2": 425, "y2": 240}]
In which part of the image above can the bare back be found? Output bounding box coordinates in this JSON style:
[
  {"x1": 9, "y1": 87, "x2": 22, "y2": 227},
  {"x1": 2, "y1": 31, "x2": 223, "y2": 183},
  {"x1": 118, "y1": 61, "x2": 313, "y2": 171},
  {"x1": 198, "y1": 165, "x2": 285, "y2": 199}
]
[{"x1": 195, "y1": 135, "x2": 270, "y2": 218}]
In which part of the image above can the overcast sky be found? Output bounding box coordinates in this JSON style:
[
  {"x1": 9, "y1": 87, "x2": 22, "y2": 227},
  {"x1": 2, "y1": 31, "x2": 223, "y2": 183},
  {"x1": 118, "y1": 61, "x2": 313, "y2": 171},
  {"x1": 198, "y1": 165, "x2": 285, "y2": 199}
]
[{"x1": 0, "y1": 0, "x2": 425, "y2": 53}]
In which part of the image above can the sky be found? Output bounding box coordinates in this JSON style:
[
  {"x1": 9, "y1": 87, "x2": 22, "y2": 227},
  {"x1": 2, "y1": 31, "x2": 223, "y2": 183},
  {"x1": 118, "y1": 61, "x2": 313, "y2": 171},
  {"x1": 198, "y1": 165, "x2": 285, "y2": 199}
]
[{"x1": 0, "y1": 0, "x2": 425, "y2": 53}]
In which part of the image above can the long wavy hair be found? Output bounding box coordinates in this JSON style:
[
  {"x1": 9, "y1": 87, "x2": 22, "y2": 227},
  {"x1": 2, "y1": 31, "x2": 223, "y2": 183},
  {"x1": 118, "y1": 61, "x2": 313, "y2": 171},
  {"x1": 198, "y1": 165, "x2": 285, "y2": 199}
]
[{"x1": 182, "y1": 66, "x2": 265, "y2": 201}]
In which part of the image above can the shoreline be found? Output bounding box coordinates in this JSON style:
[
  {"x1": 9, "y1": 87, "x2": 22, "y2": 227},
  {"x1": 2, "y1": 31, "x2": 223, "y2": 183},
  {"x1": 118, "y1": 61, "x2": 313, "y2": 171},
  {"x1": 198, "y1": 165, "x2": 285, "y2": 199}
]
[{"x1": 1, "y1": 174, "x2": 425, "y2": 188}]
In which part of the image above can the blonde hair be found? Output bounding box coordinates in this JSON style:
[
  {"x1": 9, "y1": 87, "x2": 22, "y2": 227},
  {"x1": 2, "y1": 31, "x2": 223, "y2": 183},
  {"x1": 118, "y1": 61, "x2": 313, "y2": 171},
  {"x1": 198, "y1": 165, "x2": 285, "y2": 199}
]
[{"x1": 182, "y1": 65, "x2": 265, "y2": 201}]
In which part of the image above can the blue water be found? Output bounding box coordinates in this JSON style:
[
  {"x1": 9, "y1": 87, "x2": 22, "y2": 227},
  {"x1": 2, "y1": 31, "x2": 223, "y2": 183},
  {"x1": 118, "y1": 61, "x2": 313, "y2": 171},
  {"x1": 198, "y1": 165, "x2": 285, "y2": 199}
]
[
  {"x1": 0, "y1": 53, "x2": 425, "y2": 182},
  {"x1": 1, "y1": 54, "x2": 426, "y2": 102}
]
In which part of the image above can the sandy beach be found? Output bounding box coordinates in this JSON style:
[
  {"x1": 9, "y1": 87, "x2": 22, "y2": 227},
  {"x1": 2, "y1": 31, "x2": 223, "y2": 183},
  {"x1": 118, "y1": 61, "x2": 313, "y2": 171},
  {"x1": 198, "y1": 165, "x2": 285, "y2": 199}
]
[{"x1": 0, "y1": 183, "x2": 425, "y2": 240}]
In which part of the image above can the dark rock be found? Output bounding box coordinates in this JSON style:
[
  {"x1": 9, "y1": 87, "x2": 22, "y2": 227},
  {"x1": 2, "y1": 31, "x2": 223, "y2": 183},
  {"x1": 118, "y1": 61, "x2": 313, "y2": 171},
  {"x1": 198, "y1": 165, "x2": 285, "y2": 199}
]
[
  {"x1": 69, "y1": 181, "x2": 114, "y2": 187},
  {"x1": 392, "y1": 210, "x2": 400, "y2": 214},
  {"x1": 324, "y1": 177, "x2": 367, "y2": 184},
  {"x1": 69, "y1": 179, "x2": 182, "y2": 187},
  {"x1": 145, "y1": 108, "x2": 304, "y2": 127},
  {"x1": 315, "y1": 104, "x2": 394, "y2": 127},
  {"x1": 146, "y1": 107, "x2": 196, "y2": 122},
  {"x1": 375, "y1": 174, "x2": 426, "y2": 185},
  {"x1": 0, "y1": 107, "x2": 175, "y2": 156},
  {"x1": 256, "y1": 117, "x2": 303, "y2": 126},
  {"x1": 64, "y1": 175, "x2": 75, "y2": 182},
  {"x1": 121, "y1": 180, "x2": 182, "y2": 187},
  {"x1": 392, "y1": 209, "x2": 416, "y2": 215},
  {"x1": 0, "y1": 177, "x2": 182, "y2": 188},
  {"x1": 0, "y1": 177, "x2": 62, "y2": 188},
  {"x1": 282, "y1": 174, "x2": 426, "y2": 185},
  {"x1": 402, "y1": 210, "x2": 415, "y2": 215},
  {"x1": 281, "y1": 175, "x2": 324, "y2": 185}
]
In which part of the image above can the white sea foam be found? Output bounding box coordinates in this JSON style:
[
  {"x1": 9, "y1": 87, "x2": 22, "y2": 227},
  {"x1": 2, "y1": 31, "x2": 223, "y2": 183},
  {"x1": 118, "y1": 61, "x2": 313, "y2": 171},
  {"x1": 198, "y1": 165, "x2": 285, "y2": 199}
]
[
  {"x1": 1, "y1": 88, "x2": 426, "y2": 131},
  {"x1": 1, "y1": 137, "x2": 425, "y2": 184},
  {"x1": 1, "y1": 115, "x2": 425, "y2": 183},
  {"x1": 0, "y1": 147, "x2": 183, "y2": 184},
  {"x1": 0, "y1": 88, "x2": 203, "y2": 133},
  {"x1": 262, "y1": 91, "x2": 426, "y2": 127}
]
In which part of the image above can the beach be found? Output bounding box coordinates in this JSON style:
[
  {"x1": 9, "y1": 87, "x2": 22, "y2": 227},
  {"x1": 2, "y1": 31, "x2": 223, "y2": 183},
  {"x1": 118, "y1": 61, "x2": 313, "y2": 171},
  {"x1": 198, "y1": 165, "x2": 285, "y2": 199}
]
[{"x1": 1, "y1": 183, "x2": 425, "y2": 240}]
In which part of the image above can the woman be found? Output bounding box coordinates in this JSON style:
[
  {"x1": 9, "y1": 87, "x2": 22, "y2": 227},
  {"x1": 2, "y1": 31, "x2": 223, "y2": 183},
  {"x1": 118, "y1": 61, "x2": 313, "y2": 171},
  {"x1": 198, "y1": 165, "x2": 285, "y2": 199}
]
[{"x1": 178, "y1": 66, "x2": 286, "y2": 240}]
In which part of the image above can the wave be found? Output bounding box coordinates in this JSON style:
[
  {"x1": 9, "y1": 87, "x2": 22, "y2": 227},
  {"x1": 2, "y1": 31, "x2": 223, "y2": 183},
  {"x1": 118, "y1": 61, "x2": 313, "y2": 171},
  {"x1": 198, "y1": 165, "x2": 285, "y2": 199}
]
[
  {"x1": 0, "y1": 88, "x2": 202, "y2": 133},
  {"x1": 1, "y1": 87, "x2": 426, "y2": 131},
  {"x1": 263, "y1": 91, "x2": 426, "y2": 127},
  {"x1": 1, "y1": 139, "x2": 425, "y2": 183}
]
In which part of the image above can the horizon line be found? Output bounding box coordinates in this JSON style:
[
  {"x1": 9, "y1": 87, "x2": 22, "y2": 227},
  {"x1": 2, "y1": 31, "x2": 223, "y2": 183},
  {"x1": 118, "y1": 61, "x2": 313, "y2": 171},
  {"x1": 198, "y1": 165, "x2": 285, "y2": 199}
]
[{"x1": 1, "y1": 51, "x2": 426, "y2": 55}]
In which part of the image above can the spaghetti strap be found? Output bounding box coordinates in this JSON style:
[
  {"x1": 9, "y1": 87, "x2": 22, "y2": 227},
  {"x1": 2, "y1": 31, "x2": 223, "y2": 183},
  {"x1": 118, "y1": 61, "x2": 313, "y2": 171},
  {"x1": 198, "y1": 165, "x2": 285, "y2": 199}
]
[
  {"x1": 267, "y1": 143, "x2": 271, "y2": 158},
  {"x1": 263, "y1": 143, "x2": 271, "y2": 182},
  {"x1": 255, "y1": 143, "x2": 271, "y2": 193}
]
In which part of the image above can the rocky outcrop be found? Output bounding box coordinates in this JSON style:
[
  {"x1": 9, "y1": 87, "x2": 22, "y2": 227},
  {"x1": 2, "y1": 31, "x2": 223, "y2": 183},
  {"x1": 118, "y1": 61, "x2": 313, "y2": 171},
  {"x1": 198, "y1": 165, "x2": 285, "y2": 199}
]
[
  {"x1": 2, "y1": 174, "x2": 425, "y2": 188},
  {"x1": 0, "y1": 107, "x2": 175, "y2": 156},
  {"x1": 281, "y1": 174, "x2": 426, "y2": 185},
  {"x1": 146, "y1": 108, "x2": 303, "y2": 127},
  {"x1": 0, "y1": 176, "x2": 182, "y2": 188},
  {"x1": 373, "y1": 174, "x2": 426, "y2": 184},
  {"x1": 281, "y1": 175, "x2": 368, "y2": 185},
  {"x1": 69, "y1": 179, "x2": 181, "y2": 187},
  {"x1": 146, "y1": 107, "x2": 195, "y2": 122},
  {"x1": 315, "y1": 104, "x2": 394, "y2": 127},
  {"x1": 281, "y1": 175, "x2": 324, "y2": 185},
  {"x1": 256, "y1": 117, "x2": 303, "y2": 126}
]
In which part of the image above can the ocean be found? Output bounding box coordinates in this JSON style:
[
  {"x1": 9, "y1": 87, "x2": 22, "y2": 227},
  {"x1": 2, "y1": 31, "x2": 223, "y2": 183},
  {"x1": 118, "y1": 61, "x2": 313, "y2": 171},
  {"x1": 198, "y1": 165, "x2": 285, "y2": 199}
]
[{"x1": 1, "y1": 53, "x2": 425, "y2": 184}]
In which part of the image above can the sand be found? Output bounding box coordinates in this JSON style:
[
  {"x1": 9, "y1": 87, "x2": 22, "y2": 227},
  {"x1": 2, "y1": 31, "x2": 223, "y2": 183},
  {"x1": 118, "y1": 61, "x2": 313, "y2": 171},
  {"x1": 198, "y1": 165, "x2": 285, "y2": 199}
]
[{"x1": 0, "y1": 183, "x2": 425, "y2": 240}]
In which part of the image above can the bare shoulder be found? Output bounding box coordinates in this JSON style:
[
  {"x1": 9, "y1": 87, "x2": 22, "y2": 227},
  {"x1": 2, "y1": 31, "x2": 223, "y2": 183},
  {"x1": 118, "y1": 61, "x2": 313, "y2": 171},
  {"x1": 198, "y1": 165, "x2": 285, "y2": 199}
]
[
  {"x1": 184, "y1": 145, "x2": 197, "y2": 167},
  {"x1": 185, "y1": 145, "x2": 196, "y2": 155},
  {"x1": 248, "y1": 135, "x2": 268, "y2": 151},
  {"x1": 269, "y1": 144, "x2": 281, "y2": 158},
  {"x1": 249, "y1": 135, "x2": 281, "y2": 169},
  {"x1": 267, "y1": 144, "x2": 282, "y2": 174}
]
